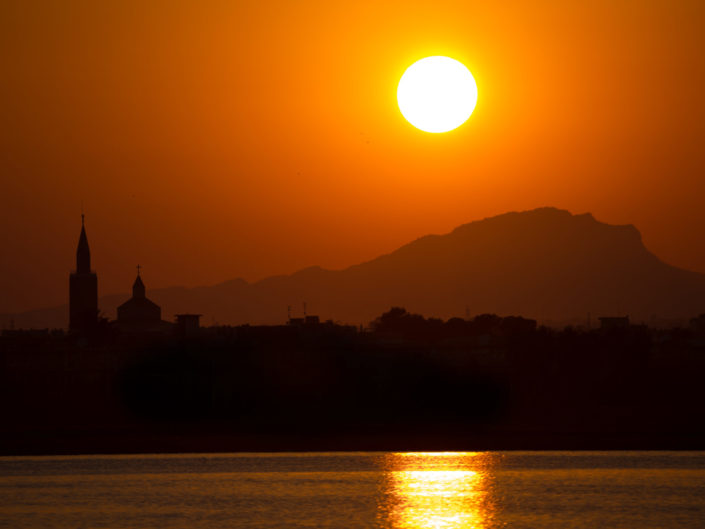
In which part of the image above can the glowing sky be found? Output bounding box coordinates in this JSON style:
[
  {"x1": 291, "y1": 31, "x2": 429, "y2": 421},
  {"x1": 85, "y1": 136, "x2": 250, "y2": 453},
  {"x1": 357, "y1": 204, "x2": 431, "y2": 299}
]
[{"x1": 1, "y1": 0, "x2": 704, "y2": 313}]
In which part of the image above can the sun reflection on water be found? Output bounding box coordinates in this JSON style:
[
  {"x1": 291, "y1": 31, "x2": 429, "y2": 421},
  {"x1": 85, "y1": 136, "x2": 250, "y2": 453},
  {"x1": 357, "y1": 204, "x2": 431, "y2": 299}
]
[{"x1": 378, "y1": 452, "x2": 496, "y2": 529}]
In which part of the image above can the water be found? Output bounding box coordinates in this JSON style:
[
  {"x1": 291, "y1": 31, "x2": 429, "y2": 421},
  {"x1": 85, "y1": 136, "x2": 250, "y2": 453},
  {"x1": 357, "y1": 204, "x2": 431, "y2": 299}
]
[{"x1": 1, "y1": 452, "x2": 704, "y2": 528}]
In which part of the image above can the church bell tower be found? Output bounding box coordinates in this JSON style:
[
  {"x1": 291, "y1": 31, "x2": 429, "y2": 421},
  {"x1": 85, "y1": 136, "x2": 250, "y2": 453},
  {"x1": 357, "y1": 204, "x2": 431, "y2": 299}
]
[{"x1": 69, "y1": 215, "x2": 98, "y2": 332}]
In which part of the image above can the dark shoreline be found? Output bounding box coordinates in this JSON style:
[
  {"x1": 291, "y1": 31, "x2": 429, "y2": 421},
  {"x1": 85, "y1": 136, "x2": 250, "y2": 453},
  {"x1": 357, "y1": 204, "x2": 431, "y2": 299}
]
[
  {"x1": 3, "y1": 429, "x2": 704, "y2": 456},
  {"x1": 4, "y1": 313, "x2": 705, "y2": 458}
]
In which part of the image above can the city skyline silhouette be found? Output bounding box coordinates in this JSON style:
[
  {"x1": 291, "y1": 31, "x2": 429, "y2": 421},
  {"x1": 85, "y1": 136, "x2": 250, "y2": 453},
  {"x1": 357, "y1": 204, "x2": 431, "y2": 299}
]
[
  {"x1": 2, "y1": 4, "x2": 705, "y2": 526},
  {"x1": 0, "y1": 6, "x2": 705, "y2": 529}
]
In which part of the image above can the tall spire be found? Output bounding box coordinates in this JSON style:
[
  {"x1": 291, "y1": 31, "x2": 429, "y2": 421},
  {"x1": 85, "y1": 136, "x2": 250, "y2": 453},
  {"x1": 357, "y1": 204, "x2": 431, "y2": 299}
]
[
  {"x1": 69, "y1": 213, "x2": 98, "y2": 333},
  {"x1": 76, "y1": 215, "x2": 91, "y2": 274}
]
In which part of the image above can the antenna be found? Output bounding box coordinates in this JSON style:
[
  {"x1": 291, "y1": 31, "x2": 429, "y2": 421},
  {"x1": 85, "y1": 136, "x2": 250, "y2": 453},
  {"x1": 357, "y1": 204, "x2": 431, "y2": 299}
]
[
  {"x1": 287, "y1": 305, "x2": 291, "y2": 320},
  {"x1": 303, "y1": 302, "x2": 307, "y2": 317},
  {"x1": 136, "y1": 264, "x2": 141, "y2": 276}
]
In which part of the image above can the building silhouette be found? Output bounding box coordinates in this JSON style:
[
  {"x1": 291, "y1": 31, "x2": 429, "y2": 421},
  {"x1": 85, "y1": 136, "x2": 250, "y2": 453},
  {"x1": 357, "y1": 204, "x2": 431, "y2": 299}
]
[
  {"x1": 117, "y1": 268, "x2": 164, "y2": 331},
  {"x1": 691, "y1": 314, "x2": 705, "y2": 335},
  {"x1": 69, "y1": 215, "x2": 98, "y2": 332},
  {"x1": 599, "y1": 316, "x2": 630, "y2": 330},
  {"x1": 175, "y1": 314, "x2": 201, "y2": 337}
]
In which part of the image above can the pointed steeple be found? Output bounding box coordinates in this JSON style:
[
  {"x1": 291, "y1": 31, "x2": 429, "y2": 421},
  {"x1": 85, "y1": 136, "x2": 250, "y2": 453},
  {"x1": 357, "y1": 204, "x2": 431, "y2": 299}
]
[
  {"x1": 132, "y1": 267, "x2": 146, "y2": 299},
  {"x1": 76, "y1": 214, "x2": 91, "y2": 274}
]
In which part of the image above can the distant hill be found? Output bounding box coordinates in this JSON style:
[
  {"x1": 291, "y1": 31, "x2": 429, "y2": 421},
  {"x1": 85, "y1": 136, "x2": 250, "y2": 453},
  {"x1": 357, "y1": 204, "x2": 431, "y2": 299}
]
[{"x1": 3, "y1": 207, "x2": 705, "y2": 329}]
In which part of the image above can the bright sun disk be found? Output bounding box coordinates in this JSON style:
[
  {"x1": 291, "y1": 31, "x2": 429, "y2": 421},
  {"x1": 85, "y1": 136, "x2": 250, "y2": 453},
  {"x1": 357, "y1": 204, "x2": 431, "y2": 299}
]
[{"x1": 397, "y1": 56, "x2": 478, "y2": 133}]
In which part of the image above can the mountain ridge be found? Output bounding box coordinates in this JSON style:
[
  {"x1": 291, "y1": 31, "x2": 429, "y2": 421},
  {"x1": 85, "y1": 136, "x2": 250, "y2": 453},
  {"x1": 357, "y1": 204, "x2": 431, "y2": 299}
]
[{"x1": 2, "y1": 207, "x2": 704, "y2": 329}]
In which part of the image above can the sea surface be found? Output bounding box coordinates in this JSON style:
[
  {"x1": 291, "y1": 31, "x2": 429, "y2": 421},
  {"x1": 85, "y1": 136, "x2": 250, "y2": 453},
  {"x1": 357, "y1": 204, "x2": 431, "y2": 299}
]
[{"x1": 0, "y1": 451, "x2": 704, "y2": 528}]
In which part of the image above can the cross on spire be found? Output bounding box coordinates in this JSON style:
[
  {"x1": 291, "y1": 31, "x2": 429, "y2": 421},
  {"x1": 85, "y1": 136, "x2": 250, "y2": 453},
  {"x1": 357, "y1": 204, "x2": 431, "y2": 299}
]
[{"x1": 136, "y1": 264, "x2": 141, "y2": 276}]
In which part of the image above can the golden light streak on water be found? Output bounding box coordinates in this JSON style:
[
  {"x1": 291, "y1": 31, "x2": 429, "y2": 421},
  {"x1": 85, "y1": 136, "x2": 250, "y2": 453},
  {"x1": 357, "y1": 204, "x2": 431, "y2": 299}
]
[{"x1": 379, "y1": 452, "x2": 496, "y2": 529}]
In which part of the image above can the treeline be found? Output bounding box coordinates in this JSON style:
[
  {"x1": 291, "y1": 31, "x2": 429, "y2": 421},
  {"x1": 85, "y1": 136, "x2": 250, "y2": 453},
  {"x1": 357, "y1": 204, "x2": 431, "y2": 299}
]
[
  {"x1": 116, "y1": 308, "x2": 704, "y2": 442},
  {"x1": 371, "y1": 307, "x2": 538, "y2": 340},
  {"x1": 1, "y1": 307, "x2": 705, "y2": 452}
]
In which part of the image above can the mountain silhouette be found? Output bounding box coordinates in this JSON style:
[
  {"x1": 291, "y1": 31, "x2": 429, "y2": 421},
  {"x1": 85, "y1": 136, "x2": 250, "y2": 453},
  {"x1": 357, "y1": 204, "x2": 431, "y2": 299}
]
[{"x1": 3, "y1": 207, "x2": 705, "y2": 328}]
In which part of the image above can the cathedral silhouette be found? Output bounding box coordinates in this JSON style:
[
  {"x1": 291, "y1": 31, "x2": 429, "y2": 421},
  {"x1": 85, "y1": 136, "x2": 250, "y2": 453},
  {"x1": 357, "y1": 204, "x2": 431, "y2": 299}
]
[
  {"x1": 116, "y1": 266, "x2": 167, "y2": 332},
  {"x1": 69, "y1": 216, "x2": 177, "y2": 334}
]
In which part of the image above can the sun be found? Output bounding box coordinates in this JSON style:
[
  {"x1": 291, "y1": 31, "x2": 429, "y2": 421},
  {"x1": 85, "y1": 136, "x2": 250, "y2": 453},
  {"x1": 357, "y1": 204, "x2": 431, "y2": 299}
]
[{"x1": 397, "y1": 56, "x2": 478, "y2": 133}]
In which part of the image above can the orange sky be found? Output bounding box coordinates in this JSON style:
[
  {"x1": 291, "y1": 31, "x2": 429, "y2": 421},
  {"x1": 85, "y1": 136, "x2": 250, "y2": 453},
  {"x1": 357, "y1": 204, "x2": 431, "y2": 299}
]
[{"x1": 1, "y1": 0, "x2": 704, "y2": 313}]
